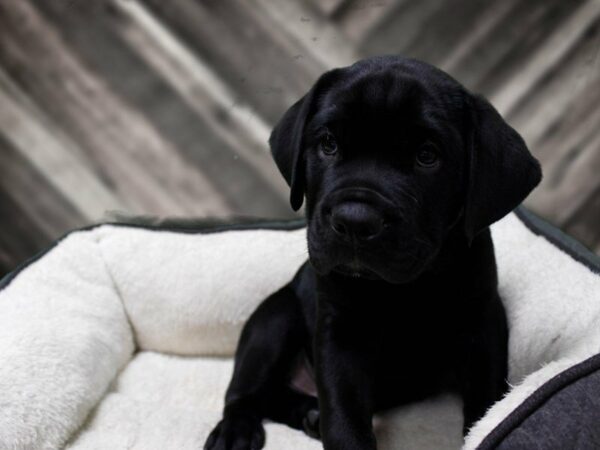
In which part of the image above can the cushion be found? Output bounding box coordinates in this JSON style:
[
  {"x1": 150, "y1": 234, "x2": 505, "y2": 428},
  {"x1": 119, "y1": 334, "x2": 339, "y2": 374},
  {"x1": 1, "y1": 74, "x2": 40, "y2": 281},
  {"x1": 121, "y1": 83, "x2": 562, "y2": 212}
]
[{"x1": 0, "y1": 208, "x2": 599, "y2": 449}]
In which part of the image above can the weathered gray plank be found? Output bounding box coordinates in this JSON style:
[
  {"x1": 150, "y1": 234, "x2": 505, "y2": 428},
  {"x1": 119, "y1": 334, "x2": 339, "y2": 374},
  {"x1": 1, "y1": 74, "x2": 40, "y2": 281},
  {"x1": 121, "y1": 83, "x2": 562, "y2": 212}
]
[
  {"x1": 0, "y1": 133, "x2": 86, "y2": 238},
  {"x1": 395, "y1": 0, "x2": 493, "y2": 66},
  {"x1": 45, "y1": 0, "x2": 294, "y2": 217},
  {"x1": 0, "y1": 134, "x2": 85, "y2": 278},
  {"x1": 531, "y1": 75, "x2": 600, "y2": 170},
  {"x1": 563, "y1": 184, "x2": 600, "y2": 252},
  {"x1": 308, "y1": 0, "x2": 348, "y2": 17},
  {"x1": 527, "y1": 130, "x2": 600, "y2": 225},
  {"x1": 0, "y1": 0, "x2": 230, "y2": 217},
  {"x1": 447, "y1": 0, "x2": 578, "y2": 91},
  {"x1": 520, "y1": 31, "x2": 600, "y2": 226},
  {"x1": 110, "y1": 0, "x2": 292, "y2": 205},
  {"x1": 142, "y1": 0, "x2": 320, "y2": 121},
  {"x1": 253, "y1": 0, "x2": 358, "y2": 69},
  {"x1": 336, "y1": 0, "x2": 407, "y2": 43},
  {"x1": 490, "y1": 0, "x2": 600, "y2": 116},
  {"x1": 0, "y1": 69, "x2": 125, "y2": 221},
  {"x1": 507, "y1": 20, "x2": 600, "y2": 148},
  {"x1": 0, "y1": 189, "x2": 51, "y2": 278},
  {"x1": 359, "y1": 0, "x2": 444, "y2": 57},
  {"x1": 439, "y1": 0, "x2": 519, "y2": 75}
]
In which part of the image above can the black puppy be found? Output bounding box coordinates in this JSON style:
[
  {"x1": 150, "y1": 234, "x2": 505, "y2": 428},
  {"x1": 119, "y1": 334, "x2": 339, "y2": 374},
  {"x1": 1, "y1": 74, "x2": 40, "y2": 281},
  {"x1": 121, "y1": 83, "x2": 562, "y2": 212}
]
[{"x1": 205, "y1": 56, "x2": 541, "y2": 450}]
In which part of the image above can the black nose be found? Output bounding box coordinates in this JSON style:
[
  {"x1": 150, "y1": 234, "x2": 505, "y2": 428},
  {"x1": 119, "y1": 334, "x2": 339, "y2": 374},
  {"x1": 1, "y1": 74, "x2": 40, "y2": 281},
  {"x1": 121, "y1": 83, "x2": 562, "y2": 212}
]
[{"x1": 330, "y1": 202, "x2": 385, "y2": 241}]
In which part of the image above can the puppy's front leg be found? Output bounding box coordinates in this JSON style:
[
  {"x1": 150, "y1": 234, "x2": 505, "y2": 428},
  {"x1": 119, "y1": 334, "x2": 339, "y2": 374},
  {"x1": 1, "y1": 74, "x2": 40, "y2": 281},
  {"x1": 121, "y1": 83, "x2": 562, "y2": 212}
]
[
  {"x1": 461, "y1": 293, "x2": 509, "y2": 434},
  {"x1": 315, "y1": 300, "x2": 378, "y2": 450}
]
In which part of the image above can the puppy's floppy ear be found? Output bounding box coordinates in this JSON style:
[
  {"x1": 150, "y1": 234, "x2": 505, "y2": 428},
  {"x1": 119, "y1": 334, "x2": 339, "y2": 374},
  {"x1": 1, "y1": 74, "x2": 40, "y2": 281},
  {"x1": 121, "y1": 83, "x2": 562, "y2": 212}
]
[
  {"x1": 269, "y1": 70, "x2": 338, "y2": 211},
  {"x1": 464, "y1": 95, "x2": 542, "y2": 242}
]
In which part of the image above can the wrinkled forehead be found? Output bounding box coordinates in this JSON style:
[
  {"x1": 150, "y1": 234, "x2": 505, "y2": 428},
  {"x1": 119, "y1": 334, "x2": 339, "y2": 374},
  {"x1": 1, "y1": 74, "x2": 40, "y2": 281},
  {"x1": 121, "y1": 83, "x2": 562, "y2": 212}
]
[{"x1": 311, "y1": 69, "x2": 464, "y2": 139}]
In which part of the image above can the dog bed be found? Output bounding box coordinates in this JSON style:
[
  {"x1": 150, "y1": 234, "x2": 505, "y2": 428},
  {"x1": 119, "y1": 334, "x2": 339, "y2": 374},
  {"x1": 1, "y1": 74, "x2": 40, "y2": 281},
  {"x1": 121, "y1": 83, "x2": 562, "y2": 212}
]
[{"x1": 1, "y1": 207, "x2": 599, "y2": 450}]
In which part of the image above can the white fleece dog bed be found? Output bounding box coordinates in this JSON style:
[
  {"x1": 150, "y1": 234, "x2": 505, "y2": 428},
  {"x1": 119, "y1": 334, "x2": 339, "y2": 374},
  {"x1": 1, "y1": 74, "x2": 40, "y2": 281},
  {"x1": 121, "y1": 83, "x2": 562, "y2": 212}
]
[{"x1": 1, "y1": 208, "x2": 599, "y2": 450}]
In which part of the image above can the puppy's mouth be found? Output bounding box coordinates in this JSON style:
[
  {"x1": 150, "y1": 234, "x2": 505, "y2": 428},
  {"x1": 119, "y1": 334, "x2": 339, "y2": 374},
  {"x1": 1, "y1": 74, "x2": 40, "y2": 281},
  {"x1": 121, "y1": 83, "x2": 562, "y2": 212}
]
[
  {"x1": 309, "y1": 241, "x2": 425, "y2": 284},
  {"x1": 307, "y1": 219, "x2": 430, "y2": 284},
  {"x1": 333, "y1": 262, "x2": 381, "y2": 280}
]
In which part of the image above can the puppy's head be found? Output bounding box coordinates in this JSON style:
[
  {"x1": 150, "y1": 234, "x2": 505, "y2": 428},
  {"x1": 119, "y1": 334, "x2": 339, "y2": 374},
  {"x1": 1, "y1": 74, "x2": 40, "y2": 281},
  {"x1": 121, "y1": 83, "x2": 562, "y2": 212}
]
[{"x1": 270, "y1": 56, "x2": 541, "y2": 283}]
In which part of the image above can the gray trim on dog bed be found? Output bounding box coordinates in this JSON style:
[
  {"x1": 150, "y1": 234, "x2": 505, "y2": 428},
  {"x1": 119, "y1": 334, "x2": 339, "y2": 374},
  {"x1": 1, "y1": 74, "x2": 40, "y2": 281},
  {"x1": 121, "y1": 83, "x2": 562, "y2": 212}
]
[
  {"x1": 483, "y1": 351, "x2": 600, "y2": 449},
  {"x1": 0, "y1": 218, "x2": 305, "y2": 292},
  {"x1": 515, "y1": 207, "x2": 600, "y2": 275}
]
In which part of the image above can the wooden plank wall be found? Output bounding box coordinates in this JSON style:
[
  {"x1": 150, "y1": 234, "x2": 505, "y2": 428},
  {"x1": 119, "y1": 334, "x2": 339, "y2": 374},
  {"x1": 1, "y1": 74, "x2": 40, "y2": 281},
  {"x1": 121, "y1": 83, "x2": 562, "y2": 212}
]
[{"x1": 0, "y1": 0, "x2": 598, "y2": 278}]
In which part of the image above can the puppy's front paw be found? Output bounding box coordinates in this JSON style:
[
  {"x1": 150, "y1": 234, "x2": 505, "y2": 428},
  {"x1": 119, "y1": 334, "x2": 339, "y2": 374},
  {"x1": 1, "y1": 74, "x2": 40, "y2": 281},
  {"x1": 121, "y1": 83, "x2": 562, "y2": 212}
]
[{"x1": 204, "y1": 416, "x2": 265, "y2": 450}]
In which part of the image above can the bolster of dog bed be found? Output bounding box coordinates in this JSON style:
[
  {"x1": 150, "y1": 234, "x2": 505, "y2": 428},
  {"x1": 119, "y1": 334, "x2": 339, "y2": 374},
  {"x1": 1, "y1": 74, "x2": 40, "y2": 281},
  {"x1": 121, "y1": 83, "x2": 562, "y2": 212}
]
[{"x1": 0, "y1": 233, "x2": 135, "y2": 450}]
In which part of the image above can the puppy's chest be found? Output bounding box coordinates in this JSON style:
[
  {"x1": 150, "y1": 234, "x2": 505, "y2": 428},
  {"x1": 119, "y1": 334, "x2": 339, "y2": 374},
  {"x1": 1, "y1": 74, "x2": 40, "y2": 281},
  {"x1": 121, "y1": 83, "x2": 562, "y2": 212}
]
[
  {"x1": 371, "y1": 294, "x2": 468, "y2": 364},
  {"x1": 378, "y1": 305, "x2": 462, "y2": 346}
]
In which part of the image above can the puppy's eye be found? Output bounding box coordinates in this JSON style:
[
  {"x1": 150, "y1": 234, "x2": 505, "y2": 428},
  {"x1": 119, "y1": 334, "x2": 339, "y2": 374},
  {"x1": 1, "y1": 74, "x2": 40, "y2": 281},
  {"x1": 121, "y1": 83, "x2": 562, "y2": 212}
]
[
  {"x1": 415, "y1": 143, "x2": 439, "y2": 168},
  {"x1": 320, "y1": 133, "x2": 338, "y2": 156}
]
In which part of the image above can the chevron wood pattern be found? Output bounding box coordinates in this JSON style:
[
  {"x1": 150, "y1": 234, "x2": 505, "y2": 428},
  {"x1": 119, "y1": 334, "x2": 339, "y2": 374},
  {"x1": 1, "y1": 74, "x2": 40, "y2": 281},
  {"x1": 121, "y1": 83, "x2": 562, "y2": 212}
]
[{"x1": 0, "y1": 0, "x2": 598, "y2": 277}]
